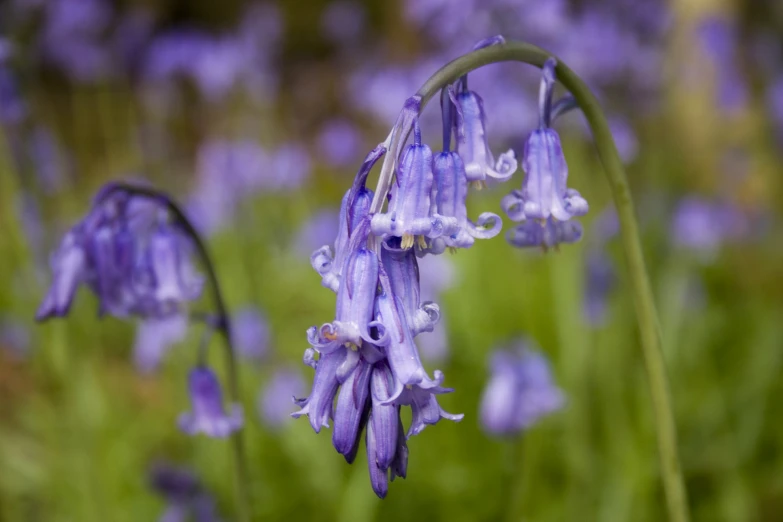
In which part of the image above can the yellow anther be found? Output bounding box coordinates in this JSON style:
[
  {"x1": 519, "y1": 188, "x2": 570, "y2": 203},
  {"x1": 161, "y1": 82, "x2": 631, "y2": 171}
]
[{"x1": 401, "y1": 234, "x2": 414, "y2": 249}]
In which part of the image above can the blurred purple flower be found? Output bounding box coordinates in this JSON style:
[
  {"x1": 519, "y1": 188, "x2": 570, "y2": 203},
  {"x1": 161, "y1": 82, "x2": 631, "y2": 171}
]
[
  {"x1": 316, "y1": 119, "x2": 363, "y2": 168},
  {"x1": 671, "y1": 197, "x2": 747, "y2": 255},
  {"x1": 320, "y1": 1, "x2": 367, "y2": 46},
  {"x1": 133, "y1": 314, "x2": 189, "y2": 374},
  {"x1": 149, "y1": 463, "x2": 223, "y2": 522},
  {"x1": 269, "y1": 143, "x2": 311, "y2": 190},
  {"x1": 39, "y1": 0, "x2": 114, "y2": 82},
  {"x1": 480, "y1": 340, "x2": 565, "y2": 436},
  {"x1": 111, "y1": 8, "x2": 155, "y2": 73},
  {"x1": 294, "y1": 209, "x2": 339, "y2": 258},
  {"x1": 0, "y1": 316, "x2": 31, "y2": 359},
  {"x1": 258, "y1": 367, "x2": 306, "y2": 428},
  {"x1": 0, "y1": 39, "x2": 11, "y2": 63},
  {"x1": 607, "y1": 117, "x2": 639, "y2": 164},
  {"x1": 179, "y1": 366, "x2": 243, "y2": 438},
  {"x1": 697, "y1": 17, "x2": 748, "y2": 112},
  {"x1": 768, "y1": 76, "x2": 783, "y2": 135},
  {"x1": 231, "y1": 306, "x2": 269, "y2": 361}
]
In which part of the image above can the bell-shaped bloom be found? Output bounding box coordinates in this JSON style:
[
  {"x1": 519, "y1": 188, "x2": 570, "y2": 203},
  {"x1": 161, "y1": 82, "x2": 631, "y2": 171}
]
[
  {"x1": 381, "y1": 245, "x2": 440, "y2": 336},
  {"x1": 371, "y1": 124, "x2": 457, "y2": 249},
  {"x1": 369, "y1": 363, "x2": 401, "y2": 469},
  {"x1": 453, "y1": 89, "x2": 517, "y2": 183},
  {"x1": 505, "y1": 216, "x2": 583, "y2": 250},
  {"x1": 479, "y1": 344, "x2": 565, "y2": 436},
  {"x1": 37, "y1": 185, "x2": 205, "y2": 322},
  {"x1": 429, "y1": 151, "x2": 502, "y2": 250},
  {"x1": 36, "y1": 231, "x2": 89, "y2": 320},
  {"x1": 292, "y1": 350, "x2": 343, "y2": 433},
  {"x1": 178, "y1": 366, "x2": 243, "y2": 438},
  {"x1": 309, "y1": 248, "x2": 387, "y2": 354},
  {"x1": 376, "y1": 293, "x2": 442, "y2": 391},
  {"x1": 503, "y1": 58, "x2": 588, "y2": 222},
  {"x1": 311, "y1": 185, "x2": 374, "y2": 293}
]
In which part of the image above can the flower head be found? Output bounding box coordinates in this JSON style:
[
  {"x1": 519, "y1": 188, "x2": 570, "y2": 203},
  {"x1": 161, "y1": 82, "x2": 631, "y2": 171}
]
[
  {"x1": 371, "y1": 122, "x2": 458, "y2": 249},
  {"x1": 480, "y1": 341, "x2": 565, "y2": 436},
  {"x1": 36, "y1": 185, "x2": 204, "y2": 321},
  {"x1": 504, "y1": 215, "x2": 583, "y2": 251},
  {"x1": 178, "y1": 366, "x2": 243, "y2": 438},
  {"x1": 452, "y1": 86, "x2": 517, "y2": 184}
]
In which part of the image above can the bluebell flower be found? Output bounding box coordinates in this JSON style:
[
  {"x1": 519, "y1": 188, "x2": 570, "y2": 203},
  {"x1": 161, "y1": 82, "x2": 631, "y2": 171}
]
[
  {"x1": 317, "y1": 119, "x2": 364, "y2": 168},
  {"x1": 371, "y1": 122, "x2": 458, "y2": 249},
  {"x1": 308, "y1": 247, "x2": 388, "y2": 353},
  {"x1": 258, "y1": 367, "x2": 306, "y2": 429},
  {"x1": 479, "y1": 342, "x2": 565, "y2": 436},
  {"x1": 178, "y1": 366, "x2": 243, "y2": 438},
  {"x1": 583, "y1": 249, "x2": 615, "y2": 327},
  {"x1": 697, "y1": 17, "x2": 748, "y2": 112},
  {"x1": 428, "y1": 150, "x2": 502, "y2": 251},
  {"x1": 37, "y1": 186, "x2": 204, "y2": 321},
  {"x1": 452, "y1": 87, "x2": 517, "y2": 185},
  {"x1": 502, "y1": 58, "x2": 588, "y2": 223},
  {"x1": 671, "y1": 197, "x2": 746, "y2": 257},
  {"x1": 292, "y1": 349, "x2": 343, "y2": 433},
  {"x1": 0, "y1": 67, "x2": 27, "y2": 124},
  {"x1": 149, "y1": 462, "x2": 223, "y2": 522}
]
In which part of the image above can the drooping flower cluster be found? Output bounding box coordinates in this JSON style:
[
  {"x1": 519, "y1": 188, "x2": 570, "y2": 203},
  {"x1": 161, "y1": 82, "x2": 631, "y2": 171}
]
[
  {"x1": 479, "y1": 339, "x2": 565, "y2": 436},
  {"x1": 36, "y1": 185, "x2": 204, "y2": 321},
  {"x1": 502, "y1": 58, "x2": 589, "y2": 250},
  {"x1": 297, "y1": 145, "x2": 470, "y2": 497}
]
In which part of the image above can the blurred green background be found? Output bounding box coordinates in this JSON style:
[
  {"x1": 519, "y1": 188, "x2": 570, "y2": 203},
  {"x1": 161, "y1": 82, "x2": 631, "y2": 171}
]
[{"x1": 1, "y1": 0, "x2": 782, "y2": 520}]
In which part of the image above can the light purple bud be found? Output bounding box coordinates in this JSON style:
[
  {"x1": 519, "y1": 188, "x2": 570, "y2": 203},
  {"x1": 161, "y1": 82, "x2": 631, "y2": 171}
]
[
  {"x1": 332, "y1": 358, "x2": 372, "y2": 456},
  {"x1": 365, "y1": 415, "x2": 389, "y2": 499},
  {"x1": 370, "y1": 363, "x2": 400, "y2": 469},
  {"x1": 148, "y1": 225, "x2": 204, "y2": 310},
  {"x1": 381, "y1": 246, "x2": 440, "y2": 336},
  {"x1": 453, "y1": 90, "x2": 517, "y2": 183},
  {"x1": 178, "y1": 366, "x2": 243, "y2": 438}
]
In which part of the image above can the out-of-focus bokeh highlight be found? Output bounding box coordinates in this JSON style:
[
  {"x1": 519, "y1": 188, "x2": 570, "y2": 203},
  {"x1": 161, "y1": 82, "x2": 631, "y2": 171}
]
[{"x1": 1, "y1": 0, "x2": 782, "y2": 520}]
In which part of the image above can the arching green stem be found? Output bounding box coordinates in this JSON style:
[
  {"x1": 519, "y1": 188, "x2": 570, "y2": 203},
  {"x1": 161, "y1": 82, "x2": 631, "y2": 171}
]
[
  {"x1": 378, "y1": 41, "x2": 689, "y2": 522},
  {"x1": 96, "y1": 183, "x2": 251, "y2": 522}
]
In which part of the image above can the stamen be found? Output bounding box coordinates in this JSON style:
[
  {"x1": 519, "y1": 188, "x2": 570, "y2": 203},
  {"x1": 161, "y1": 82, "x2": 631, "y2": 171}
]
[{"x1": 401, "y1": 234, "x2": 414, "y2": 249}]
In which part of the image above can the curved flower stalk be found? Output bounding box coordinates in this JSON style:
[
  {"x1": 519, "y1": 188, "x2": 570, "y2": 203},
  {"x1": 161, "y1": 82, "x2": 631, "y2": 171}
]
[{"x1": 35, "y1": 182, "x2": 252, "y2": 522}]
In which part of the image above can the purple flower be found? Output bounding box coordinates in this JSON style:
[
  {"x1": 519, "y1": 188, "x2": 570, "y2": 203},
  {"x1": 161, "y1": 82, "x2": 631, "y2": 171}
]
[
  {"x1": 767, "y1": 76, "x2": 783, "y2": 135},
  {"x1": 427, "y1": 150, "x2": 502, "y2": 251},
  {"x1": 671, "y1": 197, "x2": 746, "y2": 255},
  {"x1": 0, "y1": 67, "x2": 27, "y2": 124},
  {"x1": 178, "y1": 366, "x2": 243, "y2": 438},
  {"x1": 502, "y1": 59, "x2": 588, "y2": 223},
  {"x1": 697, "y1": 17, "x2": 748, "y2": 112},
  {"x1": 292, "y1": 350, "x2": 343, "y2": 433},
  {"x1": 452, "y1": 87, "x2": 517, "y2": 184},
  {"x1": 133, "y1": 313, "x2": 189, "y2": 374},
  {"x1": 231, "y1": 306, "x2": 269, "y2": 361},
  {"x1": 371, "y1": 122, "x2": 459, "y2": 249},
  {"x1": 308, "y1": 248, "x2": 388, "y2": 353},
  {"x1": 37, "y1": 185, "x2": 205, "y2": 321},
  {"x1": 480, "y1": 342, "x2": 565, "y2": 436},
  {"x1": 149, "y1": 463, "x2": 222, "y2": 522},
  {"x1": 316, "y1": 119, "x2": 364, "y2": 168},
  {"x1": 258, "y1": 367, "x2": 306, "y2": 428}
]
